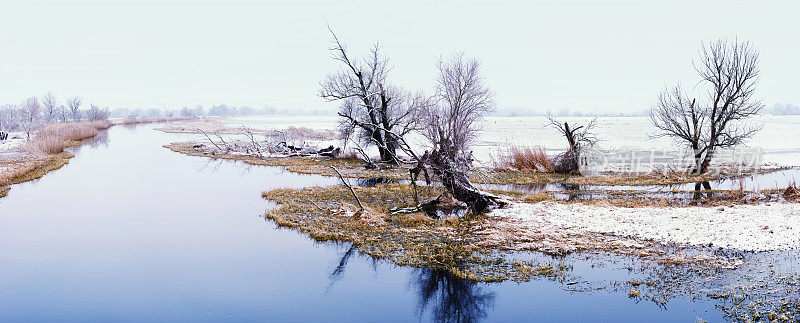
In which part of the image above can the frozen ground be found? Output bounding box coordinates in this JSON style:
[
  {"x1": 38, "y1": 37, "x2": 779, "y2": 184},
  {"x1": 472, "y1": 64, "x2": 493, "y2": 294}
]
[
  {"x1": 0, "y1": 132, "x2": 26, "y2": 157},
  {"x1": 491, "y1": 201, "x2": 800, "y2": 252}
]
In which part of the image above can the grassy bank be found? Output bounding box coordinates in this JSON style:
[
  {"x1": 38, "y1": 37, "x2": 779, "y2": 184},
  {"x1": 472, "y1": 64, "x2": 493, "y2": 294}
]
[
  {"x1": 166, "y1": 141, "x2": 726, "y2": 186},
  {"x1": 262, "y1": 183, "x2": 571, "y2": 282},
  {"x1": 0, "y1": 121, "x2": 111, "y2": 198}
]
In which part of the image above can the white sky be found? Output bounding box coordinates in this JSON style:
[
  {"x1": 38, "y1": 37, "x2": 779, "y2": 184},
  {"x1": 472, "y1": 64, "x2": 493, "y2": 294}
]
[{"x1": 0, "y1": 0, "x2": 797, "y2": 113}]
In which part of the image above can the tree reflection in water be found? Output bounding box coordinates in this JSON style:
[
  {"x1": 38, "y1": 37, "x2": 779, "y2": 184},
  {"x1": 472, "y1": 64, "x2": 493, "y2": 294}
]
[
  {"x1": 410, "y1": 268, "x2": 496, "y2": 323},
  {"x1": 327, "y1": 245, "x2": 495, "y2": 321}
]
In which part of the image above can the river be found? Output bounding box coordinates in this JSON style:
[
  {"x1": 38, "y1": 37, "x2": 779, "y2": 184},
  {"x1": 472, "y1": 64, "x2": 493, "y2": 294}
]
[{"x1": 0, "y1": 124, "x2": 725, "y2": 322}]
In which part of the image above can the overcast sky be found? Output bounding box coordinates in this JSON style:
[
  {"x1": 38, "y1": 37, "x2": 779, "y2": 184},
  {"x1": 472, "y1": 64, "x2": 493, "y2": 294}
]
[{"x1": 1, "y1": 0, "x2": 797, "y2": 113}]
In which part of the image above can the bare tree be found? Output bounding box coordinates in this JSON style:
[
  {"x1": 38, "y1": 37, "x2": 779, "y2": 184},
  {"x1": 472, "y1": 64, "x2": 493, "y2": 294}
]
[
  {"x1": 650, "y1": 39, "x2": 763, "y2": 175},
  {"x1": 417, "y1": 53, "x2": 505, "y2": 213},
  {"x1": 86, "y1": 105, "x2": 109, "y2": 121},
  {"x1": 57, "y1": 105, "x2": 69, "y2": 122},
  {"x1": 320, "y1": 27, "x2": 423, "y2": 165},
  {"x1": 0, "y1": 104, "x2": 17, "y2": 132},
  {"x1": 20, "y1": 97, "x2": 43, "y2": 138},
  {"x1": 547, "y1": 116, "x2": 598, "y2": 174},
  {"x1": 42, "y1": 91, "x2": 58, "y2": 122},
  {"x1": 67, "y1": 96, "x2": 82, "y2": 121}
]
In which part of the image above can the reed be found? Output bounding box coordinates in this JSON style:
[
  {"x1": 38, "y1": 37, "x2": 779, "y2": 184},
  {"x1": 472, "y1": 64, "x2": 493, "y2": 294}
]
[
  {"x1": 493, "y1": 145, "x2": 554, "y2": 172},
  {"x1": 25, "y1": 121, "x2": 111, "y2": 155}
]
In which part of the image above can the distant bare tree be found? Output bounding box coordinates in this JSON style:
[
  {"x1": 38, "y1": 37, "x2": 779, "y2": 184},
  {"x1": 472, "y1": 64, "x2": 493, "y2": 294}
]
[
  {"x1": 417, "y1": 53, "x2": 505, "y2": 213},
  {"x1": 86, "y1": 105, "x2": 109, "y2": 121},
  {"x1": 57, "y1": 105, "x2": 69, "y2": 122},
  {"x1": 0, "y1": 104, "x2": 18, "y2": 132},
  {"x1": 650, "y1": 39, "x2": 763, "y2": 175},
  {"x1": 20, "y1": 97, "x2": 43, "y2": 138},
  {"x1": 67, "y1": 96, "x2": 82, "y2": 121},
  {"x1": 547, "y1": 116, "x2": 598, "y2": 174},
  {"x1": 320, "y1": 27, "x2": 423, "y2": 165},
  {"x1": 42, "y1": 91, "x2": 58, "y2": 122},
  {"x1": 180, "y1": 106, "x2": 195, "y2": 117}
]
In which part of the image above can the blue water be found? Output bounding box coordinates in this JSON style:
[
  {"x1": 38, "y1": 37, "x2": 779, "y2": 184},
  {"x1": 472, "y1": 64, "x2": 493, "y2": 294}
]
[{"x1": 0, "y1": 125, "x2": 722, "y2": 322}]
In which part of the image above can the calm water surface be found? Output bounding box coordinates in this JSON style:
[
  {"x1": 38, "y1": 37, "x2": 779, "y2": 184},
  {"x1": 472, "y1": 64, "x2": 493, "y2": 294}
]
[{"x1": 0, "y1": 125, "x2": 722, "y2": 322}]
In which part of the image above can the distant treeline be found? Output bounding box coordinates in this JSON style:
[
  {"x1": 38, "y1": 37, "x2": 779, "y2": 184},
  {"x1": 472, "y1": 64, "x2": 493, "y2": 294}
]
[
  {"x1": 771, "y1": 103, "x2": 800, "y2": 115},
  {"x1": 491, "y1": 106, "x2": 647, "y2": 117},
  {"x1": 0, "y1": 93, "x2": 110, "y2": 137},
  {"x1": 109, "y1": 105, "x2": 334, "y2": 118}
]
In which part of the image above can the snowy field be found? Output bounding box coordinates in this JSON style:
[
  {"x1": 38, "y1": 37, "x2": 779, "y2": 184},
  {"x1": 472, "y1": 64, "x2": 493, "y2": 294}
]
[
  {"x1": 492, "y1": 201, "x2": 800, "y2": 252},
  {"x1": 0, "y1": 132, "x2": 27, "y2": 157},
  {"x1": 220, "y1": 115, "x2": 800, "y2": 170}
]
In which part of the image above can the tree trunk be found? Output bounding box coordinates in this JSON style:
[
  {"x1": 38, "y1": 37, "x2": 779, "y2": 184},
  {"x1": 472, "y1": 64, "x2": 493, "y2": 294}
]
[{"x1": 430, "y1": 153, "x2": 505, "y2": 214}]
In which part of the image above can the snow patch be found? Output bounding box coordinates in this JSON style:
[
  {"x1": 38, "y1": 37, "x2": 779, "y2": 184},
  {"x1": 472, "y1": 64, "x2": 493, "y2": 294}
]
[{"x1": 491, "y1": 202, "x2": 800, "y2": 252}]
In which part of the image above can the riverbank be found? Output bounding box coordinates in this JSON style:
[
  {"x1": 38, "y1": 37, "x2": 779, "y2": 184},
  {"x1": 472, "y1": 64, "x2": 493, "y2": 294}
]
[
  {"x1": 0, "y1": 121, "x2": 111, "y2": 198},
  {"x1": 165, "y1": 141, "x2": 748, "y2": 187}
]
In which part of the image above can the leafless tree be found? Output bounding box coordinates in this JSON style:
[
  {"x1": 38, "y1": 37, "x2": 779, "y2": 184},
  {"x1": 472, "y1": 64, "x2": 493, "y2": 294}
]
[
  {"x1": 20, "y1": 96, "x2": 43, "y2": 138},
  {"x1": 0, "y1": 104, "x2": 17, "y2": 132},
  {"x1": 86, "y1": 105, "x2": 110, "y2": 121},
  {"x1": 319, "y1": 27, "x2": 423, "y2": 165},
  {"x1": 42, "y1": 91, "x2": 58, "y2": 122},
  {"x1": 67, "y1": 96, "x2": 82, "y2": 121},
  {"x1": 547, "y1": 116, "x2": 598, "y2": 174},
  {"x1": 416, "y1": 53, "x2": 505, "y2": 213},
  {"x1": 57, "y1": 105, "x2": 69, "y2": 122},
  {"x1": 650, "y1": 39, "x2": 763, "y2": 176}
]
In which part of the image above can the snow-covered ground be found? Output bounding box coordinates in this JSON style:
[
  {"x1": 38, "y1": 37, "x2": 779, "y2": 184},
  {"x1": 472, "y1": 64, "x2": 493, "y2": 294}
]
[
  {"x1": 0, "y1": 132, "x2": 26, "y2": 156},
  {"x1": 491, "y1": 201, "x2": 800, "y2": 252}
]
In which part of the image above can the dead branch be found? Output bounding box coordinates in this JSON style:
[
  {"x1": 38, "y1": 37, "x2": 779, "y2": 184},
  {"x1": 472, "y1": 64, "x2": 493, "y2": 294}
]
[
  {"x1": 328, "y1": 165, "x2": 364, "y2": 211},
  {"x1": 197, "y1": 128, "x2": 223, "y2": 150}
]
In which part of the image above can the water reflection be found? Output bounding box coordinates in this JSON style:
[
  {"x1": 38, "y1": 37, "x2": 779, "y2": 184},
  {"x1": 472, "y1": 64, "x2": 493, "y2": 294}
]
[
  {"x1": 410, "y1": 269, "x2": 496, "y2": 323},
  {"x1": 326, "y1": 244, "x2": 496, "y2": 322},
  {"x1": 356, "y1": 177, "x2": 399, "y2": 187},
  {"x1": 693, "y1": 181, "x2": 713, "y2": 200},
  {"x1": 86, "y1": 130, "x2": 110, "y2": 148}
]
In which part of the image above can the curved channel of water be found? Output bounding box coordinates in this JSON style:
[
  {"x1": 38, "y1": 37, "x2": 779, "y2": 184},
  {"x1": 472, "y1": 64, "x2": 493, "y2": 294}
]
[{"x1": 0, "y1": 124, "x2": 724, "y2": 322}]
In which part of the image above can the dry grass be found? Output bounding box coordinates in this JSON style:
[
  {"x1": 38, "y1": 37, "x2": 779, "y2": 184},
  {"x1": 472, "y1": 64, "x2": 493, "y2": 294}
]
[
  {"x1": 493, "y1": 145, "x2": 553, "y2": 172},
  {"x1": 0, "y1": 152, "x2": 73, "y2": 188},
  {"x1": 261, "y1": 183, "x2": 570, "y2": 282},
  {"x1": 165, "y1": 142, "x2": 408, "y2": 180},
  {"x1": 785, "y1": 182, "x2": 799, "y2": 201},
  {"x1": 1, "y1": 121, "x2": 110, "y2": 197},
  {"x1": 167, "y1": 140, "x2": 728, "y2": 189},
  {"x1": 25, "y1": 121, "x2": 111, "y2": 155}
]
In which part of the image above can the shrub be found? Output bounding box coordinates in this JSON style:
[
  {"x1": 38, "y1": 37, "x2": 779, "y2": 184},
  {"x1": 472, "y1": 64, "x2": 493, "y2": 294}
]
[{"x1": 493, "y1": 145, "x2": 554, "y2": 172}]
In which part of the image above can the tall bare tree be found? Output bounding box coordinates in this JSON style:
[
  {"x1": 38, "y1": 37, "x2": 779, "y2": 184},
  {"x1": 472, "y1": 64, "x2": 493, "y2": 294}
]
[
  {"x1": 42, "y1": 91, "x2": 57, "y2": 122},
  {"x1": 417, "y1": 53, "x2": 505, "y2": 213},
  {"x1": 67, "y1": 96, "x2": 82, "y2": 121},
  {"x1": 320, "y1": 28, "x2": 422, "y2": 165},
  {"x1": 650, "y1": 39, "x2": 763, "y2": 176}
]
